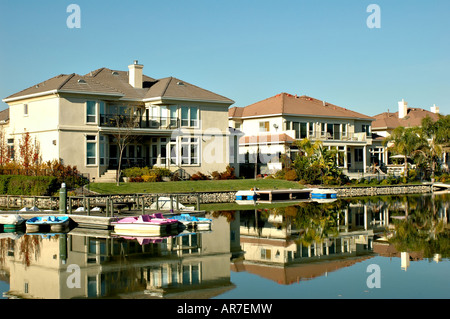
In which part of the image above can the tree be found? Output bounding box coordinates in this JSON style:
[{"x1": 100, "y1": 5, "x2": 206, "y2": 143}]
[
  {"x1": 110, "y1": 110, "x2": 139, "y2": 185},
  {"x1": 293, "y1": 138, "x2": 348, "y2": 185},
  {"x1": 420, "y1": 115, "x2": 450, "y2": 176},
  {"x1": 384, "y1": 126, "x2": 427, "y2": 176},
  {"x1": 0, "y1": 127, "x2": 9, "y2": 165},
  {"x1": 18, "y1": 132, "x2": 41, "y2": 171}
]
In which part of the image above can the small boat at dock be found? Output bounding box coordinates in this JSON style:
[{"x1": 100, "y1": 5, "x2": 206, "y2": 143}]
[
  {"x1": 0, "y1": 214, "x2": 26, "y2": 231},
  {"x1": 25, "y1": 216, "x2": 70, "y2": 233},
  {"x1": 111, "y1": 213, "x2": 180, "y2": 236},
  {"x1": 235, "y1": 190, "x2": 258, "y2": 205}
]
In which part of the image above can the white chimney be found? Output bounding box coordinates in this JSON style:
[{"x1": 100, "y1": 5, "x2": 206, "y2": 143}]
[
  {"x1": 430, "y1": 104, "x2": 440, "y2": 114},
  {"x1": 128, "y1": 60, "x2": 143, "y2": 88},
  {"x1": 398, "y1": 99, "x2": 408, "y2": 119}
]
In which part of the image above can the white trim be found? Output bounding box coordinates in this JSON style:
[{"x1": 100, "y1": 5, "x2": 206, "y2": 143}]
[
  {"x1": 2, "y1": 90, "x2": 58, "y2": 103},
  {"x1": 2, "y1": 89, "x2": 124, "y2": 103},
  {"x1": 59, "y1": 90, "x2": 124, "y2": 97},
  {"x1": 230, "y1": 113, "x2": 374, "y2": 122},
  {"x1": 143, "y1": 96, "x2": 233, "y2": 104}
]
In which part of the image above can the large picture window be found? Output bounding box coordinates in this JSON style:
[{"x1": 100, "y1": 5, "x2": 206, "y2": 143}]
[{"x1": 181, "y1": 137, "x2": 199, "y2": 165}]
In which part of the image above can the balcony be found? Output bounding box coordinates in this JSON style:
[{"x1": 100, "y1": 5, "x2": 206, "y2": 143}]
[
  {"x1": 100, "y1": 114, "x2": 180, "y2": 129},
  {"x1": 287, "y1": 130, "x2": 370, "y2": 142}
]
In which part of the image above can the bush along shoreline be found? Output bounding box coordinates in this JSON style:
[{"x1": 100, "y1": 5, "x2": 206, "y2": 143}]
[{"x1": 0, "y1": 175, "x2": 58, "y2": 196}]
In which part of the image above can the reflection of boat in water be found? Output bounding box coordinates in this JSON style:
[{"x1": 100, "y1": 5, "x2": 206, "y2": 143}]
[
  {"x1": 26, "y1": 216, "x2": 70, "y2": 233},
  {"x1": 111, "y1": 213, "x2": 180, "y2": 236},
  {"x1": 114, "y1": 229, "x2": 212, "y2": 245},
  {"x1": 171, "y1": 214, "x2": 212, "y2": 230},
  {"x1": 309, "y1": 188, "x2": 337, "y2": 200}
]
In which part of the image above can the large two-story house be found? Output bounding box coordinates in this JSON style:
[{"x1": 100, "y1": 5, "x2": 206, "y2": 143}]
[
  {"x1": 1, "y1": 61, "x2": 235, "y2": 180},
  {"x1": 229, "y1": 93, "x2": 375, "y2": 174}
]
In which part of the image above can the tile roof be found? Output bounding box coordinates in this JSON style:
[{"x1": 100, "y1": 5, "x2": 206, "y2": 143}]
[
  {"x1": 3, "y1": 66, "x2": 234, "y2": 105},
  {"x1": 0, "y1": 108, "x2": 9, "y2": 122},
  {"x1": 228, "y1": 93, "x2": 373, "y2": 120},
  {"x1": 372, "y1": 108, "x2": 440, "y2": 130}
]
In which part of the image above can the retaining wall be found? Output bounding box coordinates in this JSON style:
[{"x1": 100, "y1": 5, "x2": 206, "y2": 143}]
[{"x1": 0, "y1": 184, "x2": 434, "y2": 210}]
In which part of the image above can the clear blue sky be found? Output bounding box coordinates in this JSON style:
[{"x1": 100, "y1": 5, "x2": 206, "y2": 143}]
[{"x1": 0, "y1": 0, "x2": 449, "y2": 116}]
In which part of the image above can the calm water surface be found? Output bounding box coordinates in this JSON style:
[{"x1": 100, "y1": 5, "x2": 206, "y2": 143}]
[{"x1": 0, "y1": 193, "x2": 448, "y2": 299}]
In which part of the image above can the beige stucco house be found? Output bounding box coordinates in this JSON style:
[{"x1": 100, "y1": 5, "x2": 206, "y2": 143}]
[
  {"x1": 229, "y1": 93, "x2": 375, "y2": 174},
  {"x1": 371, "y1": 99, "x2": 446, "y2": 173},
  {"x1": 1, "y1": 61, "x2": 235, "y2": 181}
]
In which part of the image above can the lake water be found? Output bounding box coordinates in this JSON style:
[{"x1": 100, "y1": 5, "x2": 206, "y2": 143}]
[{"x1": 0, "y1": 192, "x2": 448, "y2": 300}]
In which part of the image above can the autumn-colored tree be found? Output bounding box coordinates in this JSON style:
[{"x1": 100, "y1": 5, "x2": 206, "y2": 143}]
[
  {"x1": 18, "y1": 132, "x2": 41, "y2": 170},
  {"x1": 0, "y1": 127, "x2": 9, "y2": 165}
]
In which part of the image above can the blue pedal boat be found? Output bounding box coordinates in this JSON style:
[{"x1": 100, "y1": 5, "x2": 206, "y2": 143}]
[
  {"x1": 26, "y1": 216, "x2": 70, "y2": 232},
  {"x1": 171, "y1": 214, "x2": 212, "y2": 230}
]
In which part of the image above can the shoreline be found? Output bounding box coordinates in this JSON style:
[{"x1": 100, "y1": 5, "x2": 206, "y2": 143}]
[{"x1": 0, "y1": 183, "x2": 443, "y2": 210}]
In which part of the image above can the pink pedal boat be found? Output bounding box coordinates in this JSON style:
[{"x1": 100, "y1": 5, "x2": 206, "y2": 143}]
[{"x1": 111, "y1": 213, "x2": 180, "y2": 236}]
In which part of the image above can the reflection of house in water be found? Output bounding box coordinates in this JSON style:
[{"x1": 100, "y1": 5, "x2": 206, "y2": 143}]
[
  {"x1": 230, "y1": 203, "x2": 393, "y2": 284},
  {"x1": 0, "y1": 215, "x2": 234, "y2": 299}
]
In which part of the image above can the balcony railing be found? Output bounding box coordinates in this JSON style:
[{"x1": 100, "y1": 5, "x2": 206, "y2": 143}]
[
  {"x1": 100, "y1": 114, "x2": 180, "y2": 129},
  {"x1": 287, "y1": 130, "x2": 370, "y2": 142}
]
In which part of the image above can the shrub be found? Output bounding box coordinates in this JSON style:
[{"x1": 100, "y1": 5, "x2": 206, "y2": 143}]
[
  {"x1": 211, "y1": 166, "x2": 236, "y2": 180},
  {"x1": 130, "y1": 176, "x2": 144, "y2": 183},
  {"x1": 2, "y1": 175, "x2": 58, "y2": 196},
  {"x1": 142, "y1": 174, "x2": 158, "y2": 182},
  {"x1": 190, "y1": 171, "x2": 210, "y2": 181},
  {"x1": 284, "y1": 169, "x2": 298, "y2": 181}
]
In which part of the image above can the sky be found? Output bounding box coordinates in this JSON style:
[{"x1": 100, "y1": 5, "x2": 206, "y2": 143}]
[{"x1": 0, "y1": 0, "x2": 449, "y2": 116}]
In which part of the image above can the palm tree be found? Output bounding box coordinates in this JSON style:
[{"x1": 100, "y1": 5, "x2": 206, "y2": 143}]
[
  {"x1": 421, "y1": 115, "x2": 450, "y2": 177},
  {"x1": 384, "y1": 126, "x2": 427, "y2": 176}
]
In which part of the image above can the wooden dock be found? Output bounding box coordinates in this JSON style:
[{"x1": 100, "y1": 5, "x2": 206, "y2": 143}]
[{"x1": 256, "y1": 189, "x2": 311, "y2": 203}]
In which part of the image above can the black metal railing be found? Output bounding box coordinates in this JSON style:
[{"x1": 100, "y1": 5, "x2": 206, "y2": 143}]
[{"x1": 100, "y1": 114, "x2": 180, "y2": 129}]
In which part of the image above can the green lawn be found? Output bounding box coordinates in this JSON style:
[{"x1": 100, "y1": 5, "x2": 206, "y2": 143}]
[{"x1": 87, "y1": 178, "x2": 303, "y2": 194}]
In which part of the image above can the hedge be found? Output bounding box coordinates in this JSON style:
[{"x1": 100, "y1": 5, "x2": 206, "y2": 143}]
[{"x1": 0, "y1": 175, "x2": 58, "y2": 196}]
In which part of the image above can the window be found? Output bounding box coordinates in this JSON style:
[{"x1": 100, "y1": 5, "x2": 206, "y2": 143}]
[
  {"x1": 86, "y1": 135, "x2": 97, "y2": 165},
  {"x1": 259, "y1": 121, "x2": 270, "y2": 132},
  {"x1": 355, "y1": 148, "x2": 364, "y2": 162},
  {"x1": 86, "y1": 101, "x2": 96, "y2": 123},
  {"x1": 261, "y1": 248, "x2": 271, "y2": 260},
  {"x1": 362, "y1": 124, "x2": 371, "y2": 136},
  {"x1": 23, "y1": 104, "x2": 28, "y2": 116},
  {"x1": 321, "y1": 123, "x2": 326, "y2": 137},
  {"x1": 7, "y1": 138, "x2": 14, "y2": 160},
  {"x1": 342, "y1": 123, "x2": 347, "y2": 136},
  {"x1": 99, "y1": 102, "x2": 105, "y2": 125},
  {"x1": 181, "y1": 107, "x2": 189, "y2": 127},
  {"x1": 292, "y1": 122, "x2": 307, "y2": 139},
  {"x1": 300, "y1": 122, "x2": 307, "y2": 139},
  {"x1": 99, "y1": 135, "x2": 106, "y2": 165},
  {"x1": 190, "y1": 107, "x2": 198, "y2": 127},
  {"x1": 181, "y1": 137, "x2": 199, "y2": 165},
  {"x1": 308, "y1": 122, "x2": 314, "y2": 137},
  {"x1": 169, "y1": 106, "x2": 177, "y2": 127},
  {"x1": 160, "y1": 106, "x2": 168, "y2": 127}
]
